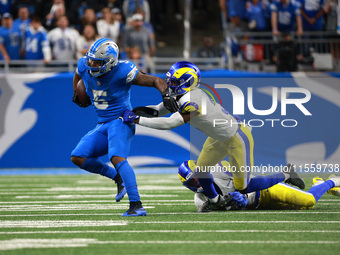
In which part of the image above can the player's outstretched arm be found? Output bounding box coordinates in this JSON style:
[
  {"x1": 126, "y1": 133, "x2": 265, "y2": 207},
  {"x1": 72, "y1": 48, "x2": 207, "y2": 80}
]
[
  {"x1": 121, "y1": 109, "x2": 199, "y2": 130},
  {"x1": 132, "y1": 72, "x2": 179, "y2": 113}
]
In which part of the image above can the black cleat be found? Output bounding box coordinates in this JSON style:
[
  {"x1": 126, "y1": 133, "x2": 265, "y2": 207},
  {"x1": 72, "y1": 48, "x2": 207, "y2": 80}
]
[
  {"x1": 114, "y1": 173, "x2": 127, "y2": 202},
  {"x1": 199, "y1": 195, "x2": 231, "y2": 212},
  {"x1": 284, "y1": 164, "x2": 305, "y2": 189},
  {"x1": 121, "y1": 201, "x2": 147, "y2": 217}
]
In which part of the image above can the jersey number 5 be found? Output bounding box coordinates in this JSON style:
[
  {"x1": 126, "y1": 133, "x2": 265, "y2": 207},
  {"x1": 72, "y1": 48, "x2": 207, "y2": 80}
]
[{"x1": 92, "y1": 90, "x2": 108, "y2": 109}]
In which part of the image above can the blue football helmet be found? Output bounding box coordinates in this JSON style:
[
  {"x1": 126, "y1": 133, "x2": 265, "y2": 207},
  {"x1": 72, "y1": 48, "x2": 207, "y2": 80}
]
[
  {"x1": 178, "y1": 160, "x2": 202, "y2": 192},
  {"x1": 86, "y1": 38, "x2": 119, "y2": 77},
  {"x1": 165, "y1": 61, "x2": 201, "y2": 95}
]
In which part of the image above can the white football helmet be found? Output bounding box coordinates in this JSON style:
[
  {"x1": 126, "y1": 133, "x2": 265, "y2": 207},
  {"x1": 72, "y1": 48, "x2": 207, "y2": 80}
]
[{"x1": 86, "y1": 38, "x2": 119, "y2": 77}]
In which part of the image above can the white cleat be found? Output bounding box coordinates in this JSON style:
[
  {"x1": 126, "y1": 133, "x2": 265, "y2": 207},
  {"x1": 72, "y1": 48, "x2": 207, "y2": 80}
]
[{"x1": 327, "y1": 175, "x2": 340, "y2": 196}]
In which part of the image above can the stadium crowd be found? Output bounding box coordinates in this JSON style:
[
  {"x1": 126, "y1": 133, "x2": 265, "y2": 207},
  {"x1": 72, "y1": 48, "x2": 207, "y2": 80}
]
[
  {"x1": 0, "y1": 0, "x2": 156, "y2": 71},
  {"x1": 0, "y1": 0, "x2": 338, "y2": 69}
]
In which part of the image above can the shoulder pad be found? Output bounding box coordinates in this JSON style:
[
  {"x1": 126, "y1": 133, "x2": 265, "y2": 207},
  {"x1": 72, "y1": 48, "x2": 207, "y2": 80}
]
[
  {"x1": 77, "y1": 57, "x2": 87, "y2": 76},
  {"x1": 179, "y1": 101, "x2": 201, "y2": 114}
]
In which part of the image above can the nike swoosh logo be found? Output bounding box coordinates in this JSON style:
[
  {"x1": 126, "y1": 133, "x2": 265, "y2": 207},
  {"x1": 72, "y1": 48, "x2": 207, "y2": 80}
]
[{"x1": 129, "y1": 116, "x2": 134, "y2": 118}]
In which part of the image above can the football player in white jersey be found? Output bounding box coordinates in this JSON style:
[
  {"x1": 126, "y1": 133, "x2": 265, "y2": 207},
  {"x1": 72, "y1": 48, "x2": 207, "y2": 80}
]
[
  {"x1": 121, "y1": 61, "x2": 305, "y2": 212},
  {"x1": 178, "y1": 160, "x2": 340, "y2": 211}
]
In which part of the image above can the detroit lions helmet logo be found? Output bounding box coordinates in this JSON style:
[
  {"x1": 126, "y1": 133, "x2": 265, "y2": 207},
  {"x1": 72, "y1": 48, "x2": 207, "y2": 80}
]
[{"x1": 106, "y1": 45, "x2": 117, "y2": 59}]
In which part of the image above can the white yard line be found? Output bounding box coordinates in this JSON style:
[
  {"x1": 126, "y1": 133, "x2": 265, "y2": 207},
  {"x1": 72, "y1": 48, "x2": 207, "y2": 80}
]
[
  {"x1": 0, "y1": 199, "x2": 190, "y2": 204},
  {"x1": 1, "y1": 229, "x2": 340, "y2": 234},
  {"x1": 0, "y1": 220, "x2": 128, "y2": 228},
  {"x1": 0, "y1": 205, "x2": 155, "y2": 212},
  {"x1": 0, "y1": 238, "x2": 97, "y2": 250},
  {"x1": 0, "y1": 238, "x2": 339, "y2": 251},
  {"x1": 14, "y1": 194, "x2": 179, "y2": 199},
  {"x1": 1, "y1": 211, "x2": 340, "y2": 217},
  {"x1": 1, "y1": 220, "x2": 339, "y2": 229}
]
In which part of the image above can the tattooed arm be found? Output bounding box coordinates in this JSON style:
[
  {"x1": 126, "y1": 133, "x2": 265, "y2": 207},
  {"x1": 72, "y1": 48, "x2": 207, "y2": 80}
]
[{"x1": 132, "y1": 71, "x2": 179, "y2": 112}]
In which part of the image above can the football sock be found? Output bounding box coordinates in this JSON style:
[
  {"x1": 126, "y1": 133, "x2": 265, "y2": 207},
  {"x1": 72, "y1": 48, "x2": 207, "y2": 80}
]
[
  {"x1": 246, "y1": 173, "x2": 285, "y2": 193},
  {"x1": 81, "y1": 158, "x2": 117, "y2": 180},
  {"x1": 308, "y1": 180, "x2": 335, "y2": 202},
  {"x1": 115, "y1": 160, "x2": 140, "y2": 202},
  {"x1": 196, "y1": 171, "x2": 218, "y2": 199}
]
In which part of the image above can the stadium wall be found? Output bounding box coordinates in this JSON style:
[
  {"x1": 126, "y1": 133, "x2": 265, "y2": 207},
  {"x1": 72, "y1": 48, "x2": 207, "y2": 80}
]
[{"x1": 0, "y1": 71, "x2": 339, "y2": 169}]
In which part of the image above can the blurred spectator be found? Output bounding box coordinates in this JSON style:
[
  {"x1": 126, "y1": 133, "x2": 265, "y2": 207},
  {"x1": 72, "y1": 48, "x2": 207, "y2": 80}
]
[
  {"x1": 98, "y1": 0, "x2": 122, "y2": 11},
  {"x1": 271, "y1": 0, "x2": 303, "y2": 36},
  {"x1": 128, "y1": 46, "x2": 146, "y2": 72},
  {"x1": 219, "y1": 0, "x2": 247, "y2": 32},
  {"x1": 47, "y1": 15, "x2": 79, "y2": 60},
  {"x1": 13, "y1": 7, "x2": 31, "y2": 37},
  {"x1": 44, "y1": 0, "x2": 66, "y2": 31},
  {"x1": 122, "y1": 0, "x2": 151, "y2": 23},
  {"x1": 122, "y1": 13, "x2": 155, "y2": 71},
  {"x1": 246, "y1": 0, "x2": 269, "y2": 31},
  {"x1": 97, "y1": 7, "x2": 120, "y2": 43},
  {"x1": 122, "y1": 13, "x2": 155, "y2": 57},
  {"x1": 273, "y1": 32, "x2": 302, "y2": 71},
  {"x1": 12, "y1": 0, "x2": 40, "y2": 16},
  {"x1": 133, "y1": 8, "x2": 154, "y2": 34},
  {"x1": 325, "y1": 0, "x2": 337, "y2": 31},
  {"x1": 0, "y1": 13, "x2": 22, "y2": 62},
  {"x1": 76, "y1": 24, "x2": 99, "y2": 59},
  {"x1": 67, "y1": 0, "x2": 97, "y2": 27},
  {"x1": 80, "y1": 8, "x2": 97, "y2": 32},
  {"x1": 194, "y1": 36, "x2": 222, "y2": 58},
  {"x1": 112, "y1": 8, "x2": 125, "y2": 32},
  {"x1": 0, "y1": 0, "x2": 11, "y2": 16},
  {"x1": 23, "y1": 15, "x2": 51, "y2": 63},
  {"x1": 298, "y1": 0, "x2": 330, "y2": 31}
]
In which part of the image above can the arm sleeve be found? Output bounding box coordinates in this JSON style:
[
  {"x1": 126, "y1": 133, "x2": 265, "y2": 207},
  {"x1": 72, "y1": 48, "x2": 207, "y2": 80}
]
[
  {"x1": 138, "y1": 112, "x2": 185, "y2": 130},
  {"x1": 41, "y1": 34, "x2": 52, "y2": 61},
  {"x1": 146, "y1": 102, "x2": 171, "y2": 117}
]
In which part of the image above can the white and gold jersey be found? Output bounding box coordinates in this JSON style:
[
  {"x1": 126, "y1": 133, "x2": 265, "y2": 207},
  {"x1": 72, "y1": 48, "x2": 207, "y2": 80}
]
[{"x1": 178, "y1": 88, "x2": 238, "y2": 141}]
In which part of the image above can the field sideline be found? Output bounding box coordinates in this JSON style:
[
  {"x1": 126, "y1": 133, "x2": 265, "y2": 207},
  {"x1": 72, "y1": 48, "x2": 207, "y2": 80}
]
[{"x1": 0, "y1": 172, "x2": 339, "y2": 255}]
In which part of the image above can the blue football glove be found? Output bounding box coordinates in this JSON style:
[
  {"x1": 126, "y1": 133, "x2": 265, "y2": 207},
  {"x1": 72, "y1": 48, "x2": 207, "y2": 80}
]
[
  {"x1": 121, "y1": 109, "x2": 139, "y2": 124},
  {"x1": 229, "y1": 191, "x2": 248, "y2": 210}
]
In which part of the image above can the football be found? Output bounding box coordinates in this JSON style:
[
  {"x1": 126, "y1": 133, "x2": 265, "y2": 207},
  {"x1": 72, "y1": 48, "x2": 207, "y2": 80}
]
[{"x1": 76, "y1": 79, "x2": 91, "y2": 107}]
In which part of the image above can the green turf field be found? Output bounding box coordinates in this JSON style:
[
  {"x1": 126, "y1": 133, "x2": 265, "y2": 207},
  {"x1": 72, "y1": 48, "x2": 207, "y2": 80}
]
[{"x1": 0, "y1": 173, "x2": 339, "y2": 255}]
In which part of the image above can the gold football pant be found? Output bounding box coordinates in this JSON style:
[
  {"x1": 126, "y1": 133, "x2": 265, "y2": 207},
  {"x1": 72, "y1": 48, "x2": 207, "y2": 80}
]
[
  {"x1": 259, "y1": 183, "x2": 316, "y2": 210},
  {"x1": 197, "y1": 125, "x2": 254, "y2": 190}
]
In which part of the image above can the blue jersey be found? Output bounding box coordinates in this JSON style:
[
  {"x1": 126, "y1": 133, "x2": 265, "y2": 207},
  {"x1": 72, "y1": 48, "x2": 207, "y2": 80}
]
[
  {"x1": 0, "y1": 1, "x2": 11, "y2": 15},
  {"x1": 0, "y1": 26, "x2": 21, "y2": 60},
  {"x1": 13, "y1": 18, "x2": 31, "y2": 37},
  {"x1": 271, "y1": 0, "x2": 301, "y2": 32},
  {"x1": 297, "y1": 0, "x2": 325, "y2": 30},
  {"x1": 246, "y1": 1, "x2": 268, "y2": 30},
  {"x1": 77, "y1": 57, "x2": 139, "y2": 123},
  {"x1": 227, "y1": 0, "x2": 246, "y2": 19},
  {"x1": 24, "y1": 27, "x2": 49, "y2": 60}
]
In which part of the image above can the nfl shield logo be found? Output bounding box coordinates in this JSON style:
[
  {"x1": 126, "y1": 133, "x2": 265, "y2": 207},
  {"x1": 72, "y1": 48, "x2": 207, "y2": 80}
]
[{"x1": 97, "y1": 81, "x2": 101, "y2": 86}]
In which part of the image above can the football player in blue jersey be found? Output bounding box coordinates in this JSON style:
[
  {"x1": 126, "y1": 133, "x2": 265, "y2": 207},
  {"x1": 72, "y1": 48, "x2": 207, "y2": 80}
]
[{"x1": 71, "y1": 38, "x2": 178, "y2": 217}]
